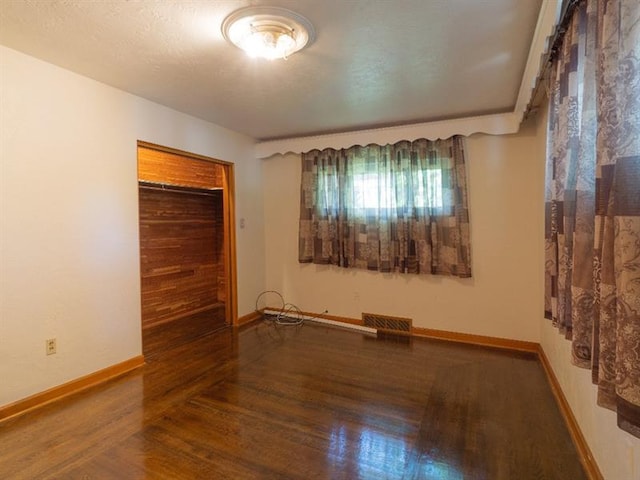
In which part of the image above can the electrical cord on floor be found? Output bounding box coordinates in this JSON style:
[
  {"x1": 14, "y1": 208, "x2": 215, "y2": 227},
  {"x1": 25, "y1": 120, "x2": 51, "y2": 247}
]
[
  {"x1": 254, "y1": 290, "x2": 284, "y2": 315},
  {"x1": 254, "y1": 290, "x2": 306, "y2": 326}
]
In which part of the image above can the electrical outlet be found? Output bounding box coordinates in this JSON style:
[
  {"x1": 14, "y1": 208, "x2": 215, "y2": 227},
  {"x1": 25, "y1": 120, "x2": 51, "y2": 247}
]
[{"x1": 46, "y1": 338, "x2": 57, "y2": 355}]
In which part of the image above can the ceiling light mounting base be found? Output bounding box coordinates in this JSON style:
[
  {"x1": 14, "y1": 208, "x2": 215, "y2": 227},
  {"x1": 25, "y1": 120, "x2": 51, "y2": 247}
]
[{"x1": 222, "y1": 6, "x2": 315, "y2": 60}]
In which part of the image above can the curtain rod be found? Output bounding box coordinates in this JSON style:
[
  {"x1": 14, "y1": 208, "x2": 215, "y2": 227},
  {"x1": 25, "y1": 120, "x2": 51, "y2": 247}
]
[{"x1": 523, "y1": 0, "x2": 584, "y2": 119}]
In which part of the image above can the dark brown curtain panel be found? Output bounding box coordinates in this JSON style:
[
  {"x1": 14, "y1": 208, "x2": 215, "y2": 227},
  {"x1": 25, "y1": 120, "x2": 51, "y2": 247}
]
[
  {"x1": 545, "y1": 0, "x2": 640, "y2": 438},
  {"x1": 299, "y1": 136, "x2": 471, "y2": 278}
]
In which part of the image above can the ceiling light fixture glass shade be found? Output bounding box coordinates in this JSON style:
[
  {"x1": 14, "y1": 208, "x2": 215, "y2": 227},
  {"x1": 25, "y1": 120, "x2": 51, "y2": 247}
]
[{"x1": 222, "y1": 7, "x2": 315, "y2": 60}]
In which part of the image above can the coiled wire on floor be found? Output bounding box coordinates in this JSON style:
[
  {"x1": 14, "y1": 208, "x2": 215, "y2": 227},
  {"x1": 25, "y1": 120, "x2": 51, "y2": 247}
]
[{"x1": 254, "y1": 290, "x2": 305, "y2": 326}]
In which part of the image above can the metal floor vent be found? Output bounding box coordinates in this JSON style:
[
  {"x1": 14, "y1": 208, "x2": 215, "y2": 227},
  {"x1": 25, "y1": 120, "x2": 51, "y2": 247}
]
[{"x1": 362, "y1": 313, "x2": 412, "y2": 336}]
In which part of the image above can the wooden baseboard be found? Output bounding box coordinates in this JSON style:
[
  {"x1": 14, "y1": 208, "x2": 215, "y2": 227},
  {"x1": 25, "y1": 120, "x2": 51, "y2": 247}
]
[
  {"x1": 0, "y1": 355, "x2": 145, "y2": 423},
  {"x1": 236, "y1": 310, "x2": 262, "y2": 327},
  {"x1": 280, "y1": 308, "x2": 539, "y2": 353},
  {"x1": 412, "y1": 326, "x2": 539, "y2": 353},
  {"x1": 537, "y1": 346, "x2": 603, "y2": 480}
]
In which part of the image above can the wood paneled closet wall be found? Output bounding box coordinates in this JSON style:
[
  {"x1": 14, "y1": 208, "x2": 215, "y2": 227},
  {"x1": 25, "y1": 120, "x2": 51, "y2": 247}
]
[{"x1": 137, "y1": 145, "x2": 231, "y2": 356}]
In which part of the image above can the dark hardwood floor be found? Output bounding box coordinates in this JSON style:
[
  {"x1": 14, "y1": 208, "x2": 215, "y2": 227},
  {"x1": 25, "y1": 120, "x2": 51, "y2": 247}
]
[
  {"x1": 0, "y1": 320, "x2": 587, "y2": 479},
  {"x1": 142, "y1": 305, "x2": 227, "y2": 358}
]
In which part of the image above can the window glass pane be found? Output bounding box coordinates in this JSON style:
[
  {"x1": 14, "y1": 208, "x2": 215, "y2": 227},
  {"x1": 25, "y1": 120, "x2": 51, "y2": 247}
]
[{"x1": 351, "y1": 169, "x2": 442, "y2": 210}]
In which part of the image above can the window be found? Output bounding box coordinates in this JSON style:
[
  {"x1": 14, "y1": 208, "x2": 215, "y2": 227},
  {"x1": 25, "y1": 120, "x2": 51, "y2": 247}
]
[
  {"x1": 352, "y1": 169, "x2": 443, "y2": 211},
  {"x1": 299, "y1": 136, "x2": 471, "y2": 277}
]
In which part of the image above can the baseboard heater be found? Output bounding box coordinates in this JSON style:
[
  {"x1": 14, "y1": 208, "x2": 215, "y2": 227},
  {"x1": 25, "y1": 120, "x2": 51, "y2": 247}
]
[
  {"x1": 262, "y1": 309, "x2": 412, "y2": 337},
  {"x1": 262, "y1": 309, "x2": 377, "y2": 334}
]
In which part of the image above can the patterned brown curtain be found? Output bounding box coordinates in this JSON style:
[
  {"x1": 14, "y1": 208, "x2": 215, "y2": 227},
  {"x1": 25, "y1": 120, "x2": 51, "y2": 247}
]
[
  {"x1": 545, "y1": 0, "x2": 640, "y2": 438},
  {"x1": 299, "y1": 137, "x2": 471, "y2": 278}
]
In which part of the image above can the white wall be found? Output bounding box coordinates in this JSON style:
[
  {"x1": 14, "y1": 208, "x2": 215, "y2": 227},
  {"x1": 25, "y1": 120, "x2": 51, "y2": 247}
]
[
  {"x1": 262, "y1": 120, "x2": 544, "y2": 342},
  {"x1": 533, "y1": 104, "x2": 640, "y2": 480},
  {"x1": 0, "y1": 46, "x2": 265, "y2": 406}
]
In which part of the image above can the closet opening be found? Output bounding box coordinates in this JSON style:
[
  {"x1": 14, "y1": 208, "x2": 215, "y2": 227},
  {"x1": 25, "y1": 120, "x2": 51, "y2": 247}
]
[{"x1": 137, "y1": 142, "x2": 236, "y2": 358}]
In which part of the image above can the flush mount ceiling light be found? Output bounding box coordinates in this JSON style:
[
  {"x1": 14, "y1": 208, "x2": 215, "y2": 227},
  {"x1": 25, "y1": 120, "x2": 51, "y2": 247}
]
[{"x1": 222, "y1": 6, "x2": 315, "y2": 60}]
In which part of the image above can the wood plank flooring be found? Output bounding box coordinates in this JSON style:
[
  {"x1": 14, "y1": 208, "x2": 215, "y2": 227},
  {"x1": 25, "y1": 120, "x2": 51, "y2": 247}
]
[
  {"x1": 142, "y1": 305, "x2": 227, "y2": 358},
  {"x1": 0, "y1": 320, "x2": 588, "y2": 479}
]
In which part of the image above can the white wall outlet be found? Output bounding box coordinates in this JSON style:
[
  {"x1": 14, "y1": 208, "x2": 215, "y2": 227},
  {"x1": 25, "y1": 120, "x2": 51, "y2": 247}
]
[{"x1": 46, "y1": 338, "x2": 57, "y2": 355}]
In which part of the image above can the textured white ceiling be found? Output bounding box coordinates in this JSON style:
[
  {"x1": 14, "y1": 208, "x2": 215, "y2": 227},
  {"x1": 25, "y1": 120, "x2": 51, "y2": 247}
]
[{"x1": 0, "y1": 0, "x2": 543, "y2": 140}]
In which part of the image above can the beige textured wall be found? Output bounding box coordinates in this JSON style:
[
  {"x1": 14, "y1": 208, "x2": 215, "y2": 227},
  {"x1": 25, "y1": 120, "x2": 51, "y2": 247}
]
[
  {"x1": 263, "y1": 120, "x2": 544, "y2": 342},
  {"x1": 0, "y1": 46, "x2": 264, "y2": 406}
]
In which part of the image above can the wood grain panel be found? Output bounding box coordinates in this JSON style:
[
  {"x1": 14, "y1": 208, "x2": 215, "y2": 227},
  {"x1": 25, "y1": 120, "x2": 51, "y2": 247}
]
[
  {"x1": 139, "y1": 186, "x2": 224, "y2": 330},
  {"x1": 138, "y1": 147, "x2": 223, "y2": 189},
  {"x1": 137, "y1": 142, "x2": 237, "y2": 326}
]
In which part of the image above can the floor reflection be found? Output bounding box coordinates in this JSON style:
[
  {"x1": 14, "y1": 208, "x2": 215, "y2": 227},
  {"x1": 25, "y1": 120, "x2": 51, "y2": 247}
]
[
  {"x1": 329, "y1": 423, "x2": 462, "y2": 479},
  {"x1": 416, "y1": 455, "x2": 464, "y2": 480}
]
